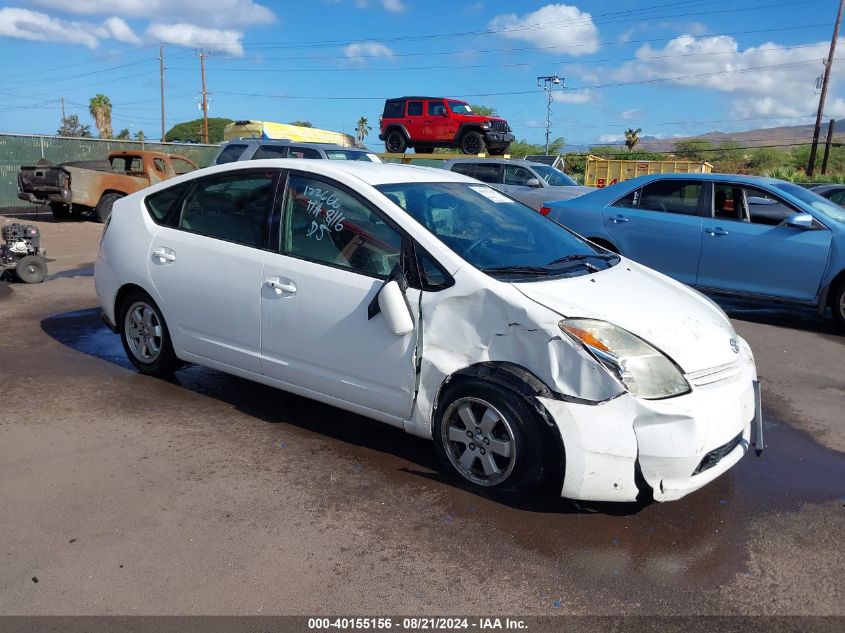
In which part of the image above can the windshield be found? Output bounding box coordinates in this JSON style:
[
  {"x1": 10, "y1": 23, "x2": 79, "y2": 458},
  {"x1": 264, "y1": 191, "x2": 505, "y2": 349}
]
[
  {"x1": 448, "y1": 101, "x2": 473, "y2": 115},
  {"x1": 531, "y1": 164, "x2": 578, "y2": 186},
  {"x1": 375, "y1": 182, "x2": 618, "y2": 280},
  {"x1": 775, "y1": 182, "x2": 845, "y2": 223},
  {"x1": 325, "y1": 150, "x2": 382, "y2": 162}
]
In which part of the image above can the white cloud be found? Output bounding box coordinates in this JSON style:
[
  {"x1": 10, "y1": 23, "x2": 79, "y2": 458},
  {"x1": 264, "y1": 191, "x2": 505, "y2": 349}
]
[
  {"x1": 29, "y1": 0, "x2": 276, "y2": 28},
  {"x1": 343, "y1": 41, "x2": 394, "y2": 66},
  {"x1": 0, "y1": 7, "x2": 142, "y2": 48},
  {"x1": 353, "y1": 0, "x2": 406, "y2": 11},
  {"x1": 657, "y1": 21, "x2": 709, "y2": 36},
  {"x1": 146, "y1": 23, "x2": 244, "y2": 56},
  {"x1": 616, "y1": 35, "x2": 836, "y2": 118},
  {"x1": 599, "y1": 134, "x2": 624, "y2": 143},
  {"x1": 97, "y1": 16, "x2": 140, "y2": 44},
  {"x1": 620, "y1": 108, "x2": 642, "y2": 121},
  {"x1": 488, "y1": 4, "x2": 600, "y2": 56},
  {"x1": 552, "y1": 89, "x2": 596, "y2": 104}
]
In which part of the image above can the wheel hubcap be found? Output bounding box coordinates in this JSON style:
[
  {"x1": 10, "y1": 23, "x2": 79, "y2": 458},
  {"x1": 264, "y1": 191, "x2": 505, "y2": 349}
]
[
  {"x1": 441, "y1": 397, "x2": 516, "y2": 486},
  {"x1": 125, "y1": 301, "x2": 163, "y2": 363}
]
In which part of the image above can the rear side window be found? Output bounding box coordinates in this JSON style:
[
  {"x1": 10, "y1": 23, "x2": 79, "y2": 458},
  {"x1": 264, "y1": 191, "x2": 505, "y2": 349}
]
[
  {"x1": 288, "y1": 146, "x2": 321, "y2": 159},
  {"x1": 153, "y1": 158, "x2": 166, "y2": 172},
  {"x1": 471, "y1": 163, "x2": 501, "y2": 184},
  {"x1": 407, "y1": 101, "x2": 423, "y2": 116},
  {"x1": 145, "y1": 182, "x2": 192, "y2": 226},
  {"x1": 383, "y1": 100, "x2": 404, "y2": 118},
  {"x1": 253, "y1": 145, "x2": 288, "y2": 159},
  {"x1": 427, "y1": 101, "x2": 446, "y2": 116},
  {"x1": 178, "y1": 172, "x2": 277, "y2": 248},
  {"x1": 638, "y1": 180, "x2": 702, "y2": 216},
  {"x1": 216, "y1": 144, "x2": 248, "y2": 164}
]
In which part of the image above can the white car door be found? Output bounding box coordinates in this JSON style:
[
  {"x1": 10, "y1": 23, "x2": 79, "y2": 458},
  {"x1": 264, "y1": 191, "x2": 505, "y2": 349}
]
[
  {"x1": 260, "y1": 171, "x2": 419, "y2": 421},
  {"x1": 147, "y1": 169, "x2": 279, "y2": 374}
]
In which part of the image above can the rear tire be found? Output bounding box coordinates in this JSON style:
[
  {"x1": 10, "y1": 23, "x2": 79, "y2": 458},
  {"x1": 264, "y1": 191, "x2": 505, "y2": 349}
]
[
  {"x1": 460, "y1": 131, "x2": 487, "y2": 155},
  {"x1": 433, "y1": 378, "x2": 547, "y2": 493},
  {"x1": 95, "y1": 193, "x2": 122, "y2": 223},
  {"x1": 831, "y1": 280, "x2": 845, "y2": 328},
  {"x1": 14, "y1": 256, "x2": 47, "y2": 283},
  {"x1": 119, "y1": 289, "x2": 182, "y2": 376},
  {"x1": 385, "y1": 130, "x2": 407, "y2": 153},
  {"x1": 50, "y1": 203, "x2": 71, "y2": 220}
]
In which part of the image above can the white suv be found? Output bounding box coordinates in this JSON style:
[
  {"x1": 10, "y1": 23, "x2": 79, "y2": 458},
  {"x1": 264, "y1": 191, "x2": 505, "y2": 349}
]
[{"x1": 95, "y1": 160, "x2": 761, "y2": 502}]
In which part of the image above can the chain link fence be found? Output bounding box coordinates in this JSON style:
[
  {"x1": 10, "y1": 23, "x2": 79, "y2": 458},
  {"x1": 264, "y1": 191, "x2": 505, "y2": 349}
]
[{"x1": 0, "y1": 133, "x2": 219, "y2": 207}]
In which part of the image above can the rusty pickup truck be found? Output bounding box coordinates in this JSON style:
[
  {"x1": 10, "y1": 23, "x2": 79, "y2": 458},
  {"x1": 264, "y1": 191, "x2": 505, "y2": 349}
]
[{"x1": 17, "y1": 150, "x2": 198, "y2": 222}]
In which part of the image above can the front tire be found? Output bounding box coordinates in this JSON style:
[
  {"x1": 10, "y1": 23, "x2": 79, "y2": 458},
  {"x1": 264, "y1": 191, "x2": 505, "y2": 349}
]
[
  {"x1": 460, "y1": 131, "x2": 487, "y2": 155},
  {"x1": 831, "y1": 280, "x2": 845, "y2": 328},
  {"x1": 385, "y1": 130, "x2": 407, "y2": 153},
  {"x1": 119, "y1": 290, "x2": 182, "y2": 376},
  {"x1": 15, "y1": 256, "x2": 47, "y2": 283},
  {"x1": 433, "y1": 379, "x2": 547, "y2": 492},
  {"x1": 95, "y1": 193, "x2": 122, "y2": 223}
]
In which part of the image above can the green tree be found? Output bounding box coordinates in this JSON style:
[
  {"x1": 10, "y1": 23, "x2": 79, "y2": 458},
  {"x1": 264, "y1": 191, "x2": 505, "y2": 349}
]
[
  {"x1": 116, "y1": 128, "x2": 130, "y2": 140},
  {"x1": 134, "y1": 130, "x2": 146, "y2": 141},
  {"x1": 624, "y1": 127, "x2": 642, "y2": 152},
  {"x1": 355, "y1": 116, "x2": 371, "y2": 147},
  {"x1": 674, "y1": 138, "x2": 713, "y2": 160},
  {"x1": 57, "y1": 114, "x2": 92, "y2": 138},
  {"x1": 748, "y1": 147, "x2": 789, "y2": 172},
  {"x1": 88, "y1": 93, "x2": 113, "y2": 139},
  {"x1": 289, "y1": 120, "x2": 313, "y2": 127},
  {"x1": 165, "y1": 117, "x2": 234, "y2": 143},
  {"x1": 470, "y1": 104, "x2": 498, "y2": 117}
]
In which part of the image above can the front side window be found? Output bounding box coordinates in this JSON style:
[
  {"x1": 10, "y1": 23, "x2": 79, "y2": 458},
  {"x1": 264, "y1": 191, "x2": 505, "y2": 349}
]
[
  {"x1": 215, "y1": 144, "x2": 248, "y2": 164},
  {"x1": 503, "y1": 165, "x2": 536, "y2": 186},
  {"x1": 449, "y1": 163, "x2": 476, "y2": 178},
  {"x1": 448, "y1": 101, "x2": 472, "y2": 115},
  {"x1": 375, "y1": 182, "x2": 617, "y2": 279},
  {"x1": 827, "y1": 189, "x2": 845, "y2": 206},
  {"x1": 170, "y1": 158, "x2": 196, "y2": 175},
  {"x1": 638, "y1": 180, "x2": 702, "y2": 216},
  {"x1": 253, "y1": 145, "x2": 288, "y2": 159},
  {"x1": 713, "y1": 184, "x2": 796, "y2": 225},
  {"x1": 407, "y1": 101, "x2": 423, "y2": 116},
  {"x1": 532, "y1": 164, "x2": 577, "y2": 186},
  {"x1": 178, "y1": 171, "x2": 276, "y2": 247},
  {"x1": 153, "y1": 158, "x2": 166, "y2": 172},
  {"x1": 282, "y1": 174, "x2": 402, "y2": 278}
]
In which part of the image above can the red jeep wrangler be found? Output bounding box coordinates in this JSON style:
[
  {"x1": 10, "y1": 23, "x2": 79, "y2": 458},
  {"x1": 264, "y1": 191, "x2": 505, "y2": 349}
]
[{"x1": 379, "y1": 97, "x2": 514, "y2": 155}]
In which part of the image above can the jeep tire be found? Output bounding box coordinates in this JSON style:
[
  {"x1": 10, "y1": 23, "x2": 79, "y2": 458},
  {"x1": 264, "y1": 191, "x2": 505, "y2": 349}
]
[
  {"x1": 460, "y1": 131, "x2": 487, "y2": 155},
  {"x1": 385, "y1": 129, "x2": 407, "y2": 153}
]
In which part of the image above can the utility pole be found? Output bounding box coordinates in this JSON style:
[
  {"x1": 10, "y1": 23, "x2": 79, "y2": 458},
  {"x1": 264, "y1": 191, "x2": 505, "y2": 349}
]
[
  {"x1": 160, "y1": 45, "x2": 166, "y2": 142},
  {"x1": 821, "y1": 119, "x2": 836, "y2": 174},
  {"x1": 537, "y1": 74, "x2": 565, "y2": 155},
  {"x1": 198, "y1": 49, "x2": 210, "y2": 144},
  {"x1": 60, "y1": 96, "x2": 65, "y2": 122},
  {"x1": 807, "y1": 0, "x2": 843, "y2": 176}
]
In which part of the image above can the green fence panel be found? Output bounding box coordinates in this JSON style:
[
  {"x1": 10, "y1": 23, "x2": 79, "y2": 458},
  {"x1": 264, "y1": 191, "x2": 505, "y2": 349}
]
[{"x1": 0, "y1": 134, "x2": 219, "y2": 207}]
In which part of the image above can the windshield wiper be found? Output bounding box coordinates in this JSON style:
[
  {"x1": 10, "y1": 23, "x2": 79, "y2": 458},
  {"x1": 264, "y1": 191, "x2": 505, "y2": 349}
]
[
  {"x1": 547, "y1": 253, "x2": 617, "y2": 266},
  {"x1": 481, "y1": 265, "x2": 552, "y2": 276}
]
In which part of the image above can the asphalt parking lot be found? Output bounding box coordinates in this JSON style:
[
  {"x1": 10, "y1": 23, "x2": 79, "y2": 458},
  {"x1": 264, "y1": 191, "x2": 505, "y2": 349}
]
[{"x1": 0, "y1": 211, "x2": 843, "y2": 616}]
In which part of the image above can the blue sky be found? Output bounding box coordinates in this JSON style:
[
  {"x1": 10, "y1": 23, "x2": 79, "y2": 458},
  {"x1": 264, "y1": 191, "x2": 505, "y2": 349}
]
[{"x1": 0, "y1": 0, "x2": 842, "y2": 147}]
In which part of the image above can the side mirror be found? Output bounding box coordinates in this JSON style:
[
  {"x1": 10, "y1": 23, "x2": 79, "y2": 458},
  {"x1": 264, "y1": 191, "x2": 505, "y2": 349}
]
[
  {"x1": 377, "y1": 281, "x2": 414, "y2": 336},
  {"x1": 441, "y1": 111, "x2": 449, "y2": 117},
  {"x1": 785, "y1": 212, "x2": 816, "y2": 230},
  {"x1": 526, "y1": 178, "x2": 541, "y2": 188}
]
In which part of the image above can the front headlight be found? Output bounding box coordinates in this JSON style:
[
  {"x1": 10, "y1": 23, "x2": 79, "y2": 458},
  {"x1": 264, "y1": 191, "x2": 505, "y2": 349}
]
[{"x1": 560, "y1": 318, "x2": 690, "y2": 400}]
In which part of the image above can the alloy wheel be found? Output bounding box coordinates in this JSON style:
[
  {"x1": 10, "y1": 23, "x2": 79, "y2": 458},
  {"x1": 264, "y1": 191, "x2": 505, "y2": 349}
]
[{"x1": 124, "y1": 301, "x2": 163, "y2": 363}]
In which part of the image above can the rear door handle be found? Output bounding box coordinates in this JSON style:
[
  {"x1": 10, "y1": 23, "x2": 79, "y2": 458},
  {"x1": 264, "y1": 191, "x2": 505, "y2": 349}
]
[
  {"x1": 705, "y1": 227, "x2": 729, "y2": 237},
  {"x1": 265, "y1": 277, "x2": 296, "y2": 295},
  {"x1": 608, "y1": 214, "x2": 629, "y2": 223},
  {"x1": 152, "y1": 247, "x2": 175, "y2": 263}
]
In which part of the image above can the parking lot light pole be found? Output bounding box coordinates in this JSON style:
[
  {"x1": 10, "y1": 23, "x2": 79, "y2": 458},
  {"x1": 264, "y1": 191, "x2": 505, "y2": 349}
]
[{"x1": 537, "y1": 75, "x2": 565, "y2": 155}]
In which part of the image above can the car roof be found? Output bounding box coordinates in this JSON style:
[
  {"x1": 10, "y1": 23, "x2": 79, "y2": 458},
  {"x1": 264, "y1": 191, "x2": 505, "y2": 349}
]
[
  {"x1": 221, "y1": 139, "x2": 369, "y2": 151},
  {"x1": 443, "y1": 158, "x2": 539, "y2": 167},
  {"x1": 388, "y1": 96, "x2": 464, "y2": 102},
  {"x1": 202, "y1": 158, "x2": 477, "y2": 186}
]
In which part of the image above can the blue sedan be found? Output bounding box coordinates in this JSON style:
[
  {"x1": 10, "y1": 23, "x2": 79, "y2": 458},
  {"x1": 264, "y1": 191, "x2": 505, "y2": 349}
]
[{"x1": 545, "y1": 173, "x2": 845, "y2": 326}]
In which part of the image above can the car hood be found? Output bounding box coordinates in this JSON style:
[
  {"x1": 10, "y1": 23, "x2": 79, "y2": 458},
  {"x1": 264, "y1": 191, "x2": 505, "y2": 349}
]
[
  {"x1": 544, "y1": 185, "x2": 595, "y2": 198},
  {"x1": 512, "y1": 259, "x2": 739, "y2": 373}
]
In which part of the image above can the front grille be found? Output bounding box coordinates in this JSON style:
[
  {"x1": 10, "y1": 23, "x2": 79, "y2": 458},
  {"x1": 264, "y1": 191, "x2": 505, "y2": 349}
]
[
  {"x1": 687, "y1": 360, "x2": 740, "y2": 387},
  {"x1": 693, "y1": 432, "x2": 743, "y2": 475},
  {"x1": 490, "y1": 120, "x2": 509, "y2": 133}
]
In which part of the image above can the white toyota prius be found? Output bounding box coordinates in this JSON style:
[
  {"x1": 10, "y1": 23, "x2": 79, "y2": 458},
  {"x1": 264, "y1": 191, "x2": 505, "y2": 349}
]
[{"x1": 95, "y1": 159, "x2": 762, "y2": 503}]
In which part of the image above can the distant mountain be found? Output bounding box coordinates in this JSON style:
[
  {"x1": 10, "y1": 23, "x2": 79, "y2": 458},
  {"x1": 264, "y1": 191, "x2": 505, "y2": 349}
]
[{"x1": 637, "y1": 124, "x2": 845, "y2": 152}]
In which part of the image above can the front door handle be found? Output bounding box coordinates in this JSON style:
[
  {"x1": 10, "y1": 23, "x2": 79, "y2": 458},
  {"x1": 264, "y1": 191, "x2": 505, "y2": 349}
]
[
  {"x1": 265, "y1": 277, "x2": 296, "y2": 295},
  {"x1": 705, "y1": 227, "x2": 730, "y2": 237},
  {"x1": 152, "y1": 248, "x2": 176, "y2": 263},
  {"x1": 608, "y1": 214, "x2": 629, "y2": 223}
]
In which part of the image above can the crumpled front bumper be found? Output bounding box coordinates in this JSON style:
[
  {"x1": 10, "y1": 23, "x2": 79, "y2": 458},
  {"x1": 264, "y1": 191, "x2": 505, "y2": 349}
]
[{"x1": 537, "y1": 336, "x2": 759, "y2": 503}]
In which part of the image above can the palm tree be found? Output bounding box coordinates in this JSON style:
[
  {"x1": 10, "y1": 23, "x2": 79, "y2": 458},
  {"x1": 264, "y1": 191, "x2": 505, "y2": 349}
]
[
  {"x1": 355, "y1": 116, "x2": 372, "y2": 147},
  {"x1": 624, "y1": 127, "x2": 642, "y2": 152},
  {"x1": 89, "y1": 94, "x2": 113, "y2": 139}
]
